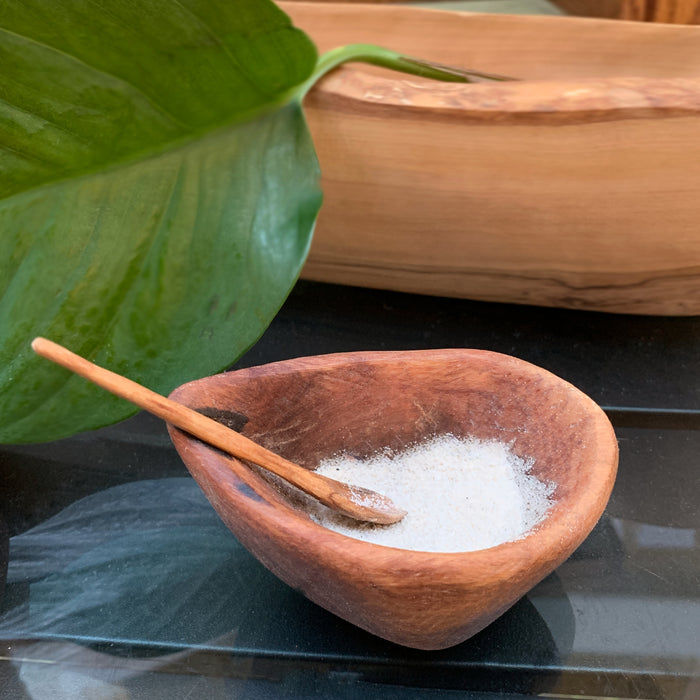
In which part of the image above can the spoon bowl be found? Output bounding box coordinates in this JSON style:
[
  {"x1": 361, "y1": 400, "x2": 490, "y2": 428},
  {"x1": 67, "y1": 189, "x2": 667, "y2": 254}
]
[{"x1": 169, "y1": 349, "x2": 618, "y2": 649}]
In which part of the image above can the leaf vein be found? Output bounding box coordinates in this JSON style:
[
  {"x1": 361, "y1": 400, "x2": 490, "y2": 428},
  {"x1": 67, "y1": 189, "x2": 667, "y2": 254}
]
[
  {"x1": 0, "y1": 93, "x2": 93, "y2": 146},
  {"x1": 0, "y1": 140, "x2": 55, "y2": 168},
  {"x1": 87, "y1": 160, "x2": 187, "y2": 361}
]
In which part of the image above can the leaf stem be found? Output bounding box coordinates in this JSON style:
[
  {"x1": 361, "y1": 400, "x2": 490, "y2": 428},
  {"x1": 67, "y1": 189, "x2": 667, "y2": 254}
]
[{"x1": 298, "y1": 43, "x2": 515, "y2": 99}]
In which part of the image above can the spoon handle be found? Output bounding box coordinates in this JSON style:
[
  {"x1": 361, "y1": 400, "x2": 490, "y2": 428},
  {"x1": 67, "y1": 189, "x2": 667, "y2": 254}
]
[{"x1": 31, "y1": 338, "x2": 405, "y2": 524}]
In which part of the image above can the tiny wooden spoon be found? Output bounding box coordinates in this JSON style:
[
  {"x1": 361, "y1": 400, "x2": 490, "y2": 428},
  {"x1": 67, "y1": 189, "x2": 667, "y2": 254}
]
[{"x1": 31, "y1": 338, "x2": 407, "y2": 525}]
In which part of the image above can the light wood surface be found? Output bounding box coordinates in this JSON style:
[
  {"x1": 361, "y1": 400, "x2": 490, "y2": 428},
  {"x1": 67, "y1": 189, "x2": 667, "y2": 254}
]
[
  {"x1": 284, "y1": 3, "x2": 700, "y2": 314},
  {"x1": 554, "y1": 0, "x2": 700, "y2": 23},
  {"x1": 169, "y1": 349, "x2": 618, "y2": 649}
]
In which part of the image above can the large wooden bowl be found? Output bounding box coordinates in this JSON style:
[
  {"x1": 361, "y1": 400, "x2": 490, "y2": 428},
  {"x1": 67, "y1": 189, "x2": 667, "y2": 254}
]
[
  {"x1": 168, "y1": 350, "x2": 618, "y2": 650},
  {"x1": 281, "y1": 3, "x2": 700, "y2": 314}
]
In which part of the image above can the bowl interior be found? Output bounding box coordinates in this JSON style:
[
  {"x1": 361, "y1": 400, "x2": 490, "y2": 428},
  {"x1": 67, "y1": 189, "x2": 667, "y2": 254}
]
[{"x1": 171, "y1": 349, "x2": 616, "y2": 539}]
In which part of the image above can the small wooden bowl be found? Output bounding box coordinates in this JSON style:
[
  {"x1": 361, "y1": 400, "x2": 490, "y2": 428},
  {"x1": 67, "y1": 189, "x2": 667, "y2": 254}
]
[{"x1": 168, "y1": 350, "x2": 618, "y2": 650}]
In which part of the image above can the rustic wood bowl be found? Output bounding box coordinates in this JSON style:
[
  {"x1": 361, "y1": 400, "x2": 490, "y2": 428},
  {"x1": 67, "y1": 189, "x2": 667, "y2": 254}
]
[
  {"x1": 281, "y1": 2, "x2": 700, "y2": 314},
  {"x1": 168, "y1": 349, "x2": 618, "y2": 650}
]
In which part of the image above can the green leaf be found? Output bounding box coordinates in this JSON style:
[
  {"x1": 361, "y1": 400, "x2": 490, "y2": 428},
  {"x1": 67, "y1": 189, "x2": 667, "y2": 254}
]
[{"x1": 0, "y1": 0, "x2": 321, "y2": 443}]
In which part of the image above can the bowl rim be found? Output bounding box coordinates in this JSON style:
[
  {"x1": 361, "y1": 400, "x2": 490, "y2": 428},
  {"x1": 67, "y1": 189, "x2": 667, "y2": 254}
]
[
  {"x1": 289, "y1": 1, "x2": 700, "y2": 126},
  {"x1": 310, "y1": 70, "x2": 700, "y2": 127},
  {"x1": 169, "y1": 348, "x2": 619, "y2": 580}
]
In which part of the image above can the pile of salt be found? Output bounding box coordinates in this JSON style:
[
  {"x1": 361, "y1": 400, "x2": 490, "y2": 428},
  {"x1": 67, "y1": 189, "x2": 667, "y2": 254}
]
[{"x1": 309, "y1": 434, "x2": 554, "y2": 553}]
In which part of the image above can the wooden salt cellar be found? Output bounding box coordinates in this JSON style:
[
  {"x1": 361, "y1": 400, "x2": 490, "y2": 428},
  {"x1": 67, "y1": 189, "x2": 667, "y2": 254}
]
[{"x1": 169, "y1": 350, "x2": 618, "y2": 649}]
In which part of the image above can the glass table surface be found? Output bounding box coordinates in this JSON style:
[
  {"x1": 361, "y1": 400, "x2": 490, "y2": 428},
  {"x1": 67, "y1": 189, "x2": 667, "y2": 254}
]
[{"x1": 1, "y1": 281, "x2": 698, "y2": 699}]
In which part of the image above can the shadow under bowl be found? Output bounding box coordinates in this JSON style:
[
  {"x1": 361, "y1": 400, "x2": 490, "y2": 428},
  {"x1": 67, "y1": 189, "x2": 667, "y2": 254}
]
[{"x1": 168, "y1": 349, "x2": 618, "y2": 650}]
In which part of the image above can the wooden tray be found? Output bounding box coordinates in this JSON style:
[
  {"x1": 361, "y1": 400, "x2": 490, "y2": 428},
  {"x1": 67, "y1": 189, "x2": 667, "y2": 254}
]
[{"x1": 284, "y1": 3, "x2": 700, "y2": 314}]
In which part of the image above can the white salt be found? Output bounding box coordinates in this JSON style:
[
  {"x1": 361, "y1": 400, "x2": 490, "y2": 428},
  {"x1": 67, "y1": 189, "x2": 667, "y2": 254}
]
[{"x1": 309, "y1": 434, "x2": 554, "y2": 553}]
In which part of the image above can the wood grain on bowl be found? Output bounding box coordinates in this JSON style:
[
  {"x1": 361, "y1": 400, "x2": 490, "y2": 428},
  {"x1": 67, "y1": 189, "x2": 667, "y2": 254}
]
[
  {"x1": 283, "y1": 3, "x2": 700, "y2": 314},
  {"x1": 168, "y1": 350, "x2": 618, "y2": 649}
]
